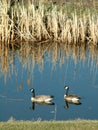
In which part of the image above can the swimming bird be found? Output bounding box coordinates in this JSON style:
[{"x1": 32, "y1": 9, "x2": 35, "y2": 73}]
[
  {"x1": 30, "y1": 88, "x2": 55, "y2": 105},
  {"x1": 64, "y1": 86, "x2": 81, "y2": 107}
]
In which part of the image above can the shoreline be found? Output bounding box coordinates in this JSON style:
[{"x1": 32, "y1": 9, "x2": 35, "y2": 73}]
[{"x1": 0, "y1": 120, "x2": 98, "y2": 130}]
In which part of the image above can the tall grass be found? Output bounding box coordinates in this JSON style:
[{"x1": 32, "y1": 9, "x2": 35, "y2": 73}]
[{"x1": 0, "y1": 0, "x2": 98, "y2": 45}]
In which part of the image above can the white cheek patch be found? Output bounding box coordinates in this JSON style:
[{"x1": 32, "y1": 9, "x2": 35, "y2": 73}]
[{"x1": 31, "y1": 97, "x2": 34, "y2": 102}]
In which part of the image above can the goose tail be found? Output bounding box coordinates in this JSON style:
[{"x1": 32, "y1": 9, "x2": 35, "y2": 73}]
[{"x1": 50, "y1": 95, "x2": 54, "y2": 98}]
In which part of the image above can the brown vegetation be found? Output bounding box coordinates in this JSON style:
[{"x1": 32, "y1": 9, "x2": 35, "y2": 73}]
[{"x1": 0, "y1": 0, "x2": 98, "y2": 45}]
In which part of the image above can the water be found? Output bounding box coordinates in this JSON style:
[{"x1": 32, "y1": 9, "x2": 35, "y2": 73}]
[{"x1": 0, "y1": 43, "x2": 98, "y2": 121}]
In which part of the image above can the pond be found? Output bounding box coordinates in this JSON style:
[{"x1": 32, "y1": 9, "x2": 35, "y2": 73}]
[{"x1": 0, "y1": 42, "x2": 98, "y2": 121}]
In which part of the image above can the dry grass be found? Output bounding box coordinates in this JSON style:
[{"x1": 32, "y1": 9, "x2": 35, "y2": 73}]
[
  {"x1": 0, "y1": 0, "x2": 98, "y2": 45},
  {"x1": 0, "y1": 120, "x2": 98, "y2": 130}
]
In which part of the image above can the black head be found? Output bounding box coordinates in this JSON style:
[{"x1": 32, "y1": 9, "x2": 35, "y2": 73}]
[
  {"x1": 30, "y1": 88, "x2": 34, "y2": 93},
  {"x1": 64, "y1": 86, "x2": 69, "y2": 90}
]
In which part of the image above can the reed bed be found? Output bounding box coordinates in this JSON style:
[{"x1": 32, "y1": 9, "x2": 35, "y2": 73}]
[{"x1": 0, "y1": 0, "x2": 98, "y2": 45}]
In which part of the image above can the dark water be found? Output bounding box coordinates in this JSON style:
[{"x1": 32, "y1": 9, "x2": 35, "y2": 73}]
[{"x1": 0, "y1": 43, "x2": 98, "y2": 121}]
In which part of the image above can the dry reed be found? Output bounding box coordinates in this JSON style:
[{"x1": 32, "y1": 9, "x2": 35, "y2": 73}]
[{"x1": 0, "y1": 0, "x2": 98, "y2": 45}]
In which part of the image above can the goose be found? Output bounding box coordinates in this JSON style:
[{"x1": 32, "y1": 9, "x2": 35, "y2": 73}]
[
  {"x1": 64, "y1": 86, "x2": 81, "y2": 105},
  {"x1": 30, "y1": 88, "x2": 55, "y2": 105}
]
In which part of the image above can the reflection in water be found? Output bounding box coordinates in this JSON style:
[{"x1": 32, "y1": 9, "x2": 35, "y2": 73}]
[
  {"x1": 64, "y1": 100, "x2": 82, "y2": 109},
  {"x1": 31, "y1": 101, "x2": 55, "y2": 110},
  {"x1": 64, "y1": 86, "x2": 82, "y2": 109},
  {"x1": 30, "y1": 88, "x2": 55, "y2": 110},
  {"x1": 0, "y1": 42, "x2": 98, "y2": 82},
  {"x1": 0, "y1": 94, "x2": 24, "y2": 102}
]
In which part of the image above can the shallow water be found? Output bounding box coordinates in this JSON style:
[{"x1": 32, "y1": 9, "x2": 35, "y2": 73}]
[{"x1": 0, "y1": 43, "x2": 98, "y2": 121}]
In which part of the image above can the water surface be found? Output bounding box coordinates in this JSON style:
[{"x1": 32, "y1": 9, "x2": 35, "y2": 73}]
[{"x1": 0, "y1": 43, "x2": 98, "y2": 121}]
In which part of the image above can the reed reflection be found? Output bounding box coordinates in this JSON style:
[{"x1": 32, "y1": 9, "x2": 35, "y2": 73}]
[{"x1": 0, "y1": 42, "x2": 98, "y2": 82}]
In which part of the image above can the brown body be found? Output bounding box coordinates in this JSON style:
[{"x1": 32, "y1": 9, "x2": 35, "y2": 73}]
[{"x1": 30, "y1": 88, "x2": 54, "y2": 109}]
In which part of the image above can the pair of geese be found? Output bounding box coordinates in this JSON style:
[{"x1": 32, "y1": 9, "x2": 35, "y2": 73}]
[{"x1": 30, "y1": 86, "x2": 81, "y2": 109}]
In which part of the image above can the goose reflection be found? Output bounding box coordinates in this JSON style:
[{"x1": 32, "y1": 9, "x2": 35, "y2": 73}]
[
  {"x1": 30, "y1": 88, "x2": 55, "y2": 110},
  {"x1": 64, "y1": 86, "x2": 82, "y2": 109}
]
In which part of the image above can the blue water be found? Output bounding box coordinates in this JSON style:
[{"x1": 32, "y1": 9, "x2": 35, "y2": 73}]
[{"x1": 0, "y1": 46, "x2": 98, "y2": 121}]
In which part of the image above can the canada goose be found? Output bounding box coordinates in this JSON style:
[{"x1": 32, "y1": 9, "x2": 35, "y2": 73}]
[
  {"x1": 64, "y1": 86, "x2": 81, "y2": 107},
  {"x1": 30, "y1": 88, "x2": 55, "y2": 105}
]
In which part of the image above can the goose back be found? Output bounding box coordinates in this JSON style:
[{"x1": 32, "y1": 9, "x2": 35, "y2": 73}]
[{"x1": 31, "y1": 95, "x2": 54, "y2": 103}]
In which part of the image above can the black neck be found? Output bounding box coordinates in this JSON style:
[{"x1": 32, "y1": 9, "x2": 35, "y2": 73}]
[
  {"x1": 32, "y1": 90, "x2": 35, "y2": 97},
  {"x1": 66, "y1": 88, "x2": 69, "y2": 95}
]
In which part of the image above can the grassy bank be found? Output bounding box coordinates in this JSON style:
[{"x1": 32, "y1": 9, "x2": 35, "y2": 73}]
[
  {"x1": 0, "y1": 120, "x2": 98, "y2": 130},
  {"x1": 0, "y1": 0, "x2": 98, "y2": 45}
]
